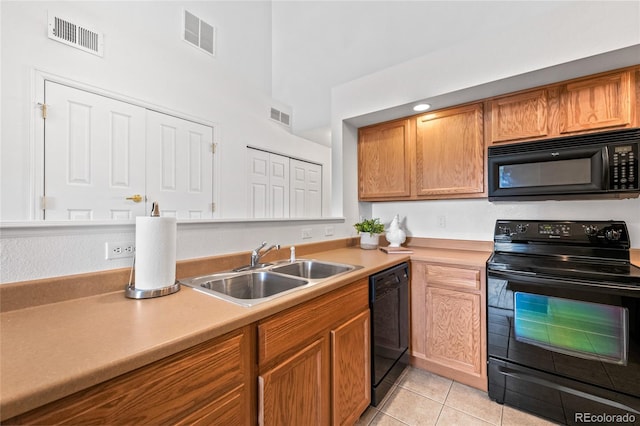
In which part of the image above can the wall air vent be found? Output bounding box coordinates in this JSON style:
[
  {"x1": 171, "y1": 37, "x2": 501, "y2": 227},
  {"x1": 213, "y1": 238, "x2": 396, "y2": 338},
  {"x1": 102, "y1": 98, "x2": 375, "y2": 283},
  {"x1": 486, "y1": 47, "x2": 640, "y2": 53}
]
[
  {"x1": 183, "y1": 10, "x2": 215, "y2": 56},
  {"x1": 270, "y1": 107, "x2": 291, "y2": 128},
  {"x1": 47, "y1": 13, "x2": 104, "y2": 57}
]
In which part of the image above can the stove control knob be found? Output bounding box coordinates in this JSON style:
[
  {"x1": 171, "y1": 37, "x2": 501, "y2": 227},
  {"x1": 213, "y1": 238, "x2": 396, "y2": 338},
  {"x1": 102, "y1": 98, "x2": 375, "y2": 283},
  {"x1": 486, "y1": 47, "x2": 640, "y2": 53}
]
[
  {"x1": 584, "y1": 225, "x2": 599, "y2": 236},
  {"x1": 498, "y1": 226, "x2": 512, "y2": 236},
  {"x1": 605, "y1": 228, "x2": 622, "y2": 241},
  {"x1": 515, "y1": 224, "x2": 528, "y2": 234}
]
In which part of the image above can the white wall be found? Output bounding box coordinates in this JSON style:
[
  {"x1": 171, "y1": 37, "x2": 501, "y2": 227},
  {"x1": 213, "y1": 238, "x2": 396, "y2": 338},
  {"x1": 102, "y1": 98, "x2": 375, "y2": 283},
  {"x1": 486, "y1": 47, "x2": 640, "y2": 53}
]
[
  {"x1": 332, "y1": 1, "x2": 640, "y2": 248},
  {"x1": 0, "y1": 1, "x2": 339, "y2": 283},
  {"x1": 1, "y1": 1, "x2": 331, "y2": 221},
  {"x1": 2, "y1": 1, "x2": 640, "y2": 283}
]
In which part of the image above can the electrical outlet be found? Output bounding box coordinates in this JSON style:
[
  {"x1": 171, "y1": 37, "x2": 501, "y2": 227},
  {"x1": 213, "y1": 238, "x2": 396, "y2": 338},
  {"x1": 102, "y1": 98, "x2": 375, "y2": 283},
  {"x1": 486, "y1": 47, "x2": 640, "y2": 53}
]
[
  {"x1": 437, "y1": 215, "x2": 447, "y2": 229},
  {"x1": 301, "y1": 228, "x2": 313, "y2": 239},
  {"x1": 105, "y1": 242, "x2": 135, "y2": 260},
  {"x1": 324, "y1": 226, "x2": 334, "y2": 236}
]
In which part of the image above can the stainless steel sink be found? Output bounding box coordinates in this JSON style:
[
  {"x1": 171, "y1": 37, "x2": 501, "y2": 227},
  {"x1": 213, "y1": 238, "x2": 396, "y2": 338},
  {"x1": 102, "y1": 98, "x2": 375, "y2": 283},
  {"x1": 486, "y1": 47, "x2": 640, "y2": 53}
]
[
  {"x1": 179, "y1": 259, "x2": 362, "y2": 307},
  {"x1": 270, "y1": 260, "x2": 356, "y2": 279},
  {"x1": 181, "y1": 271, "x2": 308, "y2": 306}
]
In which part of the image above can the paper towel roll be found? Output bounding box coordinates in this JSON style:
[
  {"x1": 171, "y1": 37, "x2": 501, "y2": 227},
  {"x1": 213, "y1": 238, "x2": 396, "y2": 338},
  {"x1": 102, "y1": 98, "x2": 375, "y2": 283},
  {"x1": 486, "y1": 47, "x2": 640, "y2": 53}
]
[{"x1": 134, "y1": 216, "x2": 177, "y2": 290}]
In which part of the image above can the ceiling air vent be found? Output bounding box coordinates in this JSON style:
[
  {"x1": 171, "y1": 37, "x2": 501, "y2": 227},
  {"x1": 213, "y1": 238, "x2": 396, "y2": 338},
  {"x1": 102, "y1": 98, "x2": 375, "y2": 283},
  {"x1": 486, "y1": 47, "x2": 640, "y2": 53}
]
[
  {"x1": 47, "y1": 13, "x2": 104, "y2": 57},
  {"x1": 183, "y1": 10, "x2": 215, "y2": 56},
  {"x1": 270, "y1": 107, "x2": 291, "y2": 128}
]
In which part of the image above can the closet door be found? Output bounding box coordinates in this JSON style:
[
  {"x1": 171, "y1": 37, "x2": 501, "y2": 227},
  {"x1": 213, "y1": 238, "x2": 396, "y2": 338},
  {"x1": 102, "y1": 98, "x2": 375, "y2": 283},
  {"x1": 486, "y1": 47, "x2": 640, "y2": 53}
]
[
  {"x1": 290, "y1": 159, "x2": 322, "y2": 218},
  {"x1": 246, "y1": 148, "x2": 289, "y2": 218},
  {"x1": 44, "y1": 81, "x2": 147, "y2": 220},
  {"x1": 146, "y1": 111, "x2": 214, "y2": 219}
]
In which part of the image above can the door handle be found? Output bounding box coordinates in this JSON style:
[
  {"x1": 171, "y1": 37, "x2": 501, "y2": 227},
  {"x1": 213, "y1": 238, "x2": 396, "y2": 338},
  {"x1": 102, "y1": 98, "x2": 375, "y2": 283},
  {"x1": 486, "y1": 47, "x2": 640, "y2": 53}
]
[{"x1": 125, "y1": 194, "x2": 143, "y2": 203}]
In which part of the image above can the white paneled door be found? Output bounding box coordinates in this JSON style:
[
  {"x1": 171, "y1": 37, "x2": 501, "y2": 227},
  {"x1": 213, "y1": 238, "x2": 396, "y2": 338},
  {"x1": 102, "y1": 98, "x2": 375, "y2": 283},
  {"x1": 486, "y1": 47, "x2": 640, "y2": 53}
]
[
  {"x1": 269, "y1": 153, "x2": 290, "y2": 218},
  {"x1": 146, "y1": 111, "x2": 214, "y2": 219},
  {"x1": 44, "y1": 81, "x2": 215, "y2": 220},
  {"x1": 247, "y1": 148, "x2": 290, "y2": 218},
  {"x1": 247, "y1": 149, "x2": 269, "y2": 218},
  {"x1": 44, "y1": 81, "x2": 147, "y2": 220},
  {"x1": 290, "y1": 159, "x2": 322, "y2": 218}
]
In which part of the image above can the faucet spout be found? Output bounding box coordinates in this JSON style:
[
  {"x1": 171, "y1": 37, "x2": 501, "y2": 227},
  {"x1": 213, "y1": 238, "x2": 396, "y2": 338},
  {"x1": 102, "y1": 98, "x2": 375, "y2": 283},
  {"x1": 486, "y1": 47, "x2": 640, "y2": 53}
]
[{"x1": 250, "y1": 242, "x2": 280, "y2": 268}]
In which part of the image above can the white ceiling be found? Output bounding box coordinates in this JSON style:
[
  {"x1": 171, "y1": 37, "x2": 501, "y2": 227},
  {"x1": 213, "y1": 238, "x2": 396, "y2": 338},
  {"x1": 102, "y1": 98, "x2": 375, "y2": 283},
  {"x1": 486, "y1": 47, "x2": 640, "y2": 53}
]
[{"x1": 270, "y1": 1, "x2": 569, "y2": 142}]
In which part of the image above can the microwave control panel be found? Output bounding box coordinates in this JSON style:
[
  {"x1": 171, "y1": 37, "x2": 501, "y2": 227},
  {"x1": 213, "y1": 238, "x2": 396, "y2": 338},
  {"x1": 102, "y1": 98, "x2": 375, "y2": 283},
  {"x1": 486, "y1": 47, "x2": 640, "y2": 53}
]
[{"x1": 609, "y1": 143, "x2": 638, "y2": 190}]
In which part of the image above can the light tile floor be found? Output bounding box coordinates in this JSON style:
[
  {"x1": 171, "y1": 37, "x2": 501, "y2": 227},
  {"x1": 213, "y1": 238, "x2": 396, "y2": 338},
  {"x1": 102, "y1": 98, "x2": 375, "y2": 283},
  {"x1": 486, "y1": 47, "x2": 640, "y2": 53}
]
[{"x1": 357, "y1": 367, "x2": 559, "y2": 426}]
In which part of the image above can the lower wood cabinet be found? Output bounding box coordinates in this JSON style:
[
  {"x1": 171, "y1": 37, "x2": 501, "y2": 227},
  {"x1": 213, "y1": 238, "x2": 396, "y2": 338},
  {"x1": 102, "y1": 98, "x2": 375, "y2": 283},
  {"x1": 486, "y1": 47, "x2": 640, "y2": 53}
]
[
  {"x1": 410, "y1": 261, "x2": 487, "y2": 391},
  {"x1": 259, "y1": 337, "x2": 328, "y2": 425},
  {"x1": 7, "y1": 280, "x2": 372, "y2": 426},
  {"x1": 257, "y1": 278, "x2": 371, "y2": 426},
  {"x1": 331, "y1": 309, "x2": 371, "y2": 426},
  {"x1": 7, "y1": 325, "x2": 256, "y2": 425}
]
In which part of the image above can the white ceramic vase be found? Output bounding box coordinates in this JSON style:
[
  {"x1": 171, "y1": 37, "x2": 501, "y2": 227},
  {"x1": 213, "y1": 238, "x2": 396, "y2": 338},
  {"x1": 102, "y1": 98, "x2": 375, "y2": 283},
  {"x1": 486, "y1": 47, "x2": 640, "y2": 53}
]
[{"x1": 360, "y1": 233, "x2": 380, "y2": 250}]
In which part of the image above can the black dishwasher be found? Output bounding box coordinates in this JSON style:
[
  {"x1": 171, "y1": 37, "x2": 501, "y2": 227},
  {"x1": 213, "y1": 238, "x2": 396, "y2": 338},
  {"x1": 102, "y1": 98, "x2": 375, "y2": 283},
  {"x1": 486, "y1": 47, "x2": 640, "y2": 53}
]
[{"x1": 370, "y1": 262, "x2": 409, "y2": 406}]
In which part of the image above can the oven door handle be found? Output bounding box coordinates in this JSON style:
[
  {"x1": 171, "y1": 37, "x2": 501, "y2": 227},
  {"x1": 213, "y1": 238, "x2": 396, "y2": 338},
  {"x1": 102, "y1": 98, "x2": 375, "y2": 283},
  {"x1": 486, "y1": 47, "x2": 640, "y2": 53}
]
[
  {"x1": 488, "y1": 269, "x2": 640, "y2": 294},
  {"x1": 496, "y1": 365, "x2": 640, "y2": 415}
]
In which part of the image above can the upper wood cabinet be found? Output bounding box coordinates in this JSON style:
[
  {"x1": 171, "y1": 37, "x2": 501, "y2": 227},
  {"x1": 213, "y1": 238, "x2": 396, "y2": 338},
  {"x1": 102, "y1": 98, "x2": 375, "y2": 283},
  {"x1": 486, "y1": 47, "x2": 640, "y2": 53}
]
[
  {"x1": 357, "y1": 65, "x2": 639, "y2": 201},
  {"x1": 358, "y1": 118, "x2": 412, "y2": 199},
  {"x1": 489, "y1": 89, "x2": 548, "y2": 142},
  {"x1": 559, "y1": 71, "x2": 632, "y2": 134},
  {"x1": 415, "y1": 103, "x2": 484, "y2": 196},
  {"x1": 488, "y1": 68, "x2": 638, "y2": 145},
  {"x1": 358, "y1": 104, "x2": 485, "y2": 201}
]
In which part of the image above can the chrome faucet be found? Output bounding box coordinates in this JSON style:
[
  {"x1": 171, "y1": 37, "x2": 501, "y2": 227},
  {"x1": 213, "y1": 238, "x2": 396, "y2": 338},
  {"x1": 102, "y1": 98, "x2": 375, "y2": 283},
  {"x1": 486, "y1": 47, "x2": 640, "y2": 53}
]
[{"x1": 250, "y1": 241, "x2": 280, "y2": 268}]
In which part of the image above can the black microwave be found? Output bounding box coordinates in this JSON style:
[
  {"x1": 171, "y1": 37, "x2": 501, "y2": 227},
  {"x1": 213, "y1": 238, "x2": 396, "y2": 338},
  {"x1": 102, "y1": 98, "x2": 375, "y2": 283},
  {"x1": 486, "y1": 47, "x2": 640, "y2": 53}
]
[{"x1": 488, "y1": 128, "x2": 640, "y2": 200}]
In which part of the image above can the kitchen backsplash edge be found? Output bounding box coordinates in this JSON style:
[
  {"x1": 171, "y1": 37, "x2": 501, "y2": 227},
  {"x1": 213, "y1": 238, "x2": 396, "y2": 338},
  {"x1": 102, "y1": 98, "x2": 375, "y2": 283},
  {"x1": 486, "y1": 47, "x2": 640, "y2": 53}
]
[{"x1": 0, "y1": 237, "x2": 358, "y2": 313}]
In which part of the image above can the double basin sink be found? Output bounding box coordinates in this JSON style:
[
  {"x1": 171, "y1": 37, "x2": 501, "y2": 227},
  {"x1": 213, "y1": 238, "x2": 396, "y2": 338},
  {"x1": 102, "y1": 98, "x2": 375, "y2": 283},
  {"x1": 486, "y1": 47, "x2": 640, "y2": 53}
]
[{"x1": 179, "y1": 259, "x2": 362, "y2": 306}]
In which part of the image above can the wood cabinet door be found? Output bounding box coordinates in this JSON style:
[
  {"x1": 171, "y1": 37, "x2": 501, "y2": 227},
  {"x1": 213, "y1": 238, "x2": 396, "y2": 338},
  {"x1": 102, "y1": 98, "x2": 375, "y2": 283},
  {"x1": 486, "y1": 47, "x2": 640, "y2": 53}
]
[
  {"x1": 259, "y1": 337, "x2": 330, "y2": 426},
  {"x1": 8, "y1": 326, "x2": 254, "y2": 425},
  {"x1": 358, "y1": 118, "x2": 412, "y2": 199},
  {"x1": 425, "y1": 286, "x2": 482, "y2": 377},
  {"x1": 331, "y1": 309, "x2": 370, "y2": 426},
  {"x1": 489, "y1": 89, "x2": 548, "y2": 143},
  {"x1": 559, "y1": 70, "x2": 632, "y2": 134},
  {"x1": 410, "y1": 262, "x2": 428, "y2": 362},
  {"x1": 415, "y1": 103, "x2": 484, "y2": 196}
]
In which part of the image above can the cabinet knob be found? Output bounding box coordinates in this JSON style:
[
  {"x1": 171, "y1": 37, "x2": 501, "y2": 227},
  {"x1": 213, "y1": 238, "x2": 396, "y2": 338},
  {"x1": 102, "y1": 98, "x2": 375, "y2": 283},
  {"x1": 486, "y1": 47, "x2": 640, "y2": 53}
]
[{"x1": 125, "y1": 194, "x2": 143, "y2": 203}]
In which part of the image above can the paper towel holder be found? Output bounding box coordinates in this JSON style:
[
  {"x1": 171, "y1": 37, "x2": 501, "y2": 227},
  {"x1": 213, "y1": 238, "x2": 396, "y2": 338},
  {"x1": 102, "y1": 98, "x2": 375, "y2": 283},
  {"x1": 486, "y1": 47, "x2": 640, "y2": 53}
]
[
  {"x1": 124, "y1": 256, "x2": 180, "y2": 299},
  {"x1": 125, "y1": 282, "x2": 180, "y2": 299}
]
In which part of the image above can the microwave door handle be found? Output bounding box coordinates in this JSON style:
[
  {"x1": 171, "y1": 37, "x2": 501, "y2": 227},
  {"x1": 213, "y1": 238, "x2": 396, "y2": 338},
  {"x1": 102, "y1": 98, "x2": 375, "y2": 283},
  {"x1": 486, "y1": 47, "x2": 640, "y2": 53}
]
[{"x1": 602, "y1": 145, "x2": 610, "y2": 189}]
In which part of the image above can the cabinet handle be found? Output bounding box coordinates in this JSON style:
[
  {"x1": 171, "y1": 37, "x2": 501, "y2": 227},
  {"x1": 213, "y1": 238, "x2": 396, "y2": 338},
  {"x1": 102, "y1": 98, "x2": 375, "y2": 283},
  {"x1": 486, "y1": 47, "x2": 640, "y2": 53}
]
[{"x1": 125, "y1": 194, "x2": 143, "y2": 203}]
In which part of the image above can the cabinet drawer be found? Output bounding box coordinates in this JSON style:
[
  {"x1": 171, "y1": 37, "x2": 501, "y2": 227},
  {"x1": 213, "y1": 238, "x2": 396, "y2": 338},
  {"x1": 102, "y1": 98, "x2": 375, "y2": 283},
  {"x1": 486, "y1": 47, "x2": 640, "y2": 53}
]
[
  {"x1": 258, "y1": 279, "x2": 368, "y2": 368},
  {"x1": 425, "y1": 265, "x2": 479, "y2": 290}
]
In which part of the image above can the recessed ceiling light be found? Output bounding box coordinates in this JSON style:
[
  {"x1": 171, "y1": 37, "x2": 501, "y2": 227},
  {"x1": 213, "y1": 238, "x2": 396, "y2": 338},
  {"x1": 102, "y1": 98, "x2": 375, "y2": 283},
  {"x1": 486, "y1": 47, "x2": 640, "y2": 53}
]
[{"x1": 413, "y1": 103, "x2": 431, "y2": 112}]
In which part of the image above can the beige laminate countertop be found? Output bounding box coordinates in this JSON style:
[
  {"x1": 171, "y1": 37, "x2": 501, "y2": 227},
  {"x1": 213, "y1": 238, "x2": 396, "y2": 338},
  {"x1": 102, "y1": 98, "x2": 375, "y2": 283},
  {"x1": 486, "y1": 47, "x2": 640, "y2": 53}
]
[
  {"x1": 0, "y1": 245, "x2": 490, "y2": 420},
  {"x1": 3, "y1": 245, "x2": 639, "y2": 420}
]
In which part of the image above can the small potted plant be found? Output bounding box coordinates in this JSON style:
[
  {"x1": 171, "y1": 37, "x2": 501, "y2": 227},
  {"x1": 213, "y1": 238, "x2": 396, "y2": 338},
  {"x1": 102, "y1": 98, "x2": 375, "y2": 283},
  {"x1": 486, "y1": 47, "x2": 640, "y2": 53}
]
[{"x1": 354, "y1": 218, "x2": 385, "y2": 249}]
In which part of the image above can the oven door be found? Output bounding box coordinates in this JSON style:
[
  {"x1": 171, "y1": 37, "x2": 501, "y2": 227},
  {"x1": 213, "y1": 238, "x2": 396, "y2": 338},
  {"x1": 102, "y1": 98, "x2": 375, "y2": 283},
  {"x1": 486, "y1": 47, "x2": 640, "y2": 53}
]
[{"x1": 487, "y1": 270, "x2": 640, "y2": 422}]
